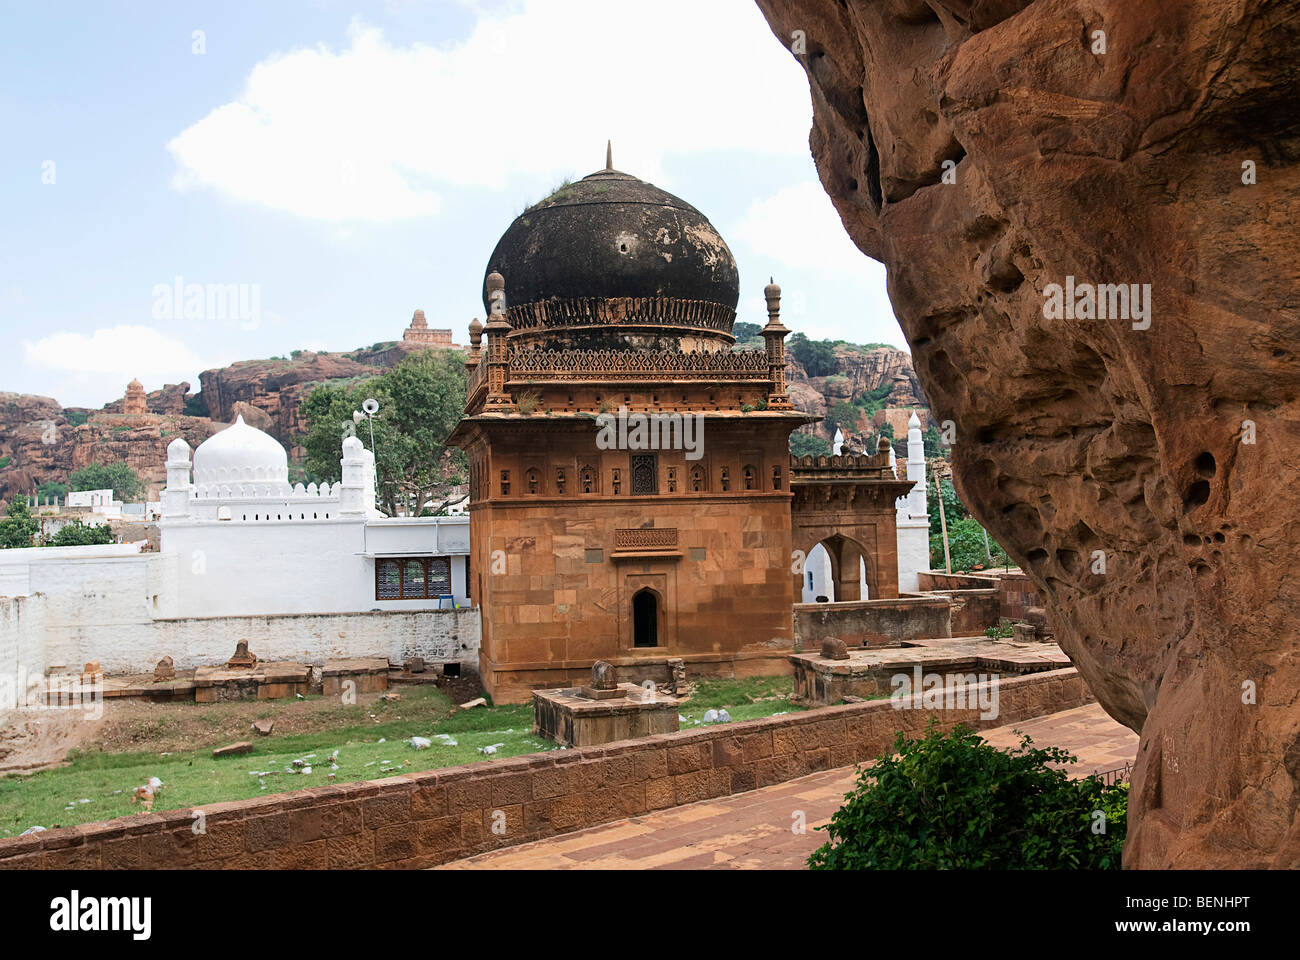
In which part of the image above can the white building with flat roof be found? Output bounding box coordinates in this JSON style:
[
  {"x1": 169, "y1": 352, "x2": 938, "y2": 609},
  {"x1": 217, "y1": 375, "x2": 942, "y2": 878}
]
[{"x1": 0, "y1": 416, "x2": 478, "y2": 682}]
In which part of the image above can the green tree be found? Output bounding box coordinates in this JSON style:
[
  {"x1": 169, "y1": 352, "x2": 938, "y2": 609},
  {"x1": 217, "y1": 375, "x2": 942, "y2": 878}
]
[
  {"x1": 923, "y1": 424, "x2": 946, "y2": 459},
  {"x1": 825, "y1": 401, "x2": 861, "y2": 436},
  {"x1": 788, "y1": 333, "x2": 838, "y2": 377},
  {"x1": 36, "y1": 481, "x2": 68, "y2": 502},
  {"x1": 298, "y1": 349, "x2": 467, "y2": 516},
  {"x1": 929, "y1": 473, "x2": 969, "y2": 536},
  {"x1": 45, "y1": 519, "x2": 114, "y2": 547},
  {"x1": 790, "y1": 432, "x2": 833, "y2": 458},
  {"x1": 809, "y1": 724, "x2": 1128, "y2": 870},
  {"x1": 69, "y1": 462, "x2": 142, "y2": 501},
  {"x1": 854, "y1": 382, "x2": 894, "y2": 414},
  {"x1": 931, "y1": 515, "x2": 1010, "y2": 571},
  {"x1": 0, "y1": 498, "x2": 38, "y2": 549}
]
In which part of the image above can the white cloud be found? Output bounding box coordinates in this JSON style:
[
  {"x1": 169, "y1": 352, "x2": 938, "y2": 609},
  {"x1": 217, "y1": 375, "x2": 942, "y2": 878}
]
[
  {"x1": 730, "y1": 182, "x2": 904, "y2": 345},
  {"x1": 22, "y1": 325, "x2": 217, "y2": 407},
  {"x1": 731, "y1": 181, "x2": 874, "y2": 276},
  {"x1": 166, "y1": 1, "x2": 811, "y2": 220}
]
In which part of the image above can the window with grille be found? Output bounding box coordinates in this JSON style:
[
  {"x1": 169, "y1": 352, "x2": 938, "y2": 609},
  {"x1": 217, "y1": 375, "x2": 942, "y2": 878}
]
[
  {"x1": 375, "y1": 557, "x2": 453, "y2": 600},
  {"x1": 631, "y1": 454, "x2": 657, "y2": 494}
]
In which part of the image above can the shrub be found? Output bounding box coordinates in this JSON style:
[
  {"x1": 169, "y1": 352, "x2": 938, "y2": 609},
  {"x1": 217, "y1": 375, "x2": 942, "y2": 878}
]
[
  {"x1": 790, "y1": 433, "x2": 832, "y2": 458},
  {"x1": 45, "y1": 519, "x2": 114, "y2": 547},
  {"x1": 932, "y1": 516, "x2": 1011, "y2": 571},
  {"x1": 69, "y1": 462, "x2": 142, "y2": 501},
  {"x1": 985, "y1": 618, "x2": 1014, "y2": 639},
  {"x1": 808, "y1": 723, "x2": 1128, "y2": 870}
]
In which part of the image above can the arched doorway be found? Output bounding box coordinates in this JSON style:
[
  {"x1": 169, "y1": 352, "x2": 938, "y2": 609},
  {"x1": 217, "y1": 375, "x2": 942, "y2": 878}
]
[
  {"x1": 801, "y1": 534, "x2": 873, "y2": 602},
  {"x1": 633, "y1": 589, "x2": 659, "y2": 647}
]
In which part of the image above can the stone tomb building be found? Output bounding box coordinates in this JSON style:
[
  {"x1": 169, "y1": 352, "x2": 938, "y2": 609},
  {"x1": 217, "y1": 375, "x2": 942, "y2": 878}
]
[{"x1": 450, "y1": 155, "x2": 912, "y2": 702}]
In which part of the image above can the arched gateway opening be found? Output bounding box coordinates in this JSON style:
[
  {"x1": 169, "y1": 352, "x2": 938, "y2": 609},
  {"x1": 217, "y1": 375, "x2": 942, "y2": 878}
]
[{"x1": 633, "y1": 589, "x2": 659, "y2": 647}]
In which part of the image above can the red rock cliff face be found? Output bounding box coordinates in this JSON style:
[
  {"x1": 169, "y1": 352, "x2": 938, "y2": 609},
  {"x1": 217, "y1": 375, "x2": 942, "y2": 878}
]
[{"x1": 754, "y1": 0, "x2": 1300, "y2": 867}]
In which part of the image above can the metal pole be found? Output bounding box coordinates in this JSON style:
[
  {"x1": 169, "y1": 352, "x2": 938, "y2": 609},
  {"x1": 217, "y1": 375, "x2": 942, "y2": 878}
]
[{"x1": 935, "y1": 473, "x2": 951, "y2": 574}]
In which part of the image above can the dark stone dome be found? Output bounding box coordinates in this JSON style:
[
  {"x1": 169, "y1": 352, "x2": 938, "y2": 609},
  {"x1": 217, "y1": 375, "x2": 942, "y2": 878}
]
[{"x1": 482, "y1": 166, "x2": 739, "y2": 318}]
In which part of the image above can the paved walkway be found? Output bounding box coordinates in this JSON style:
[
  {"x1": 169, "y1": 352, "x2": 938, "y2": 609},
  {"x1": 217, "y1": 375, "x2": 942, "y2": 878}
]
[{"x1": 439, "y1": 702, "x2": 1138, "y2": 870}]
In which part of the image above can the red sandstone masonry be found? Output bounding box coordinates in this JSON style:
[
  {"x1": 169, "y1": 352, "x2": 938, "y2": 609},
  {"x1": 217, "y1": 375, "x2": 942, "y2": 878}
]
[{"x1": 0, "y1": 668, "x2": 1093, "y2": 870}]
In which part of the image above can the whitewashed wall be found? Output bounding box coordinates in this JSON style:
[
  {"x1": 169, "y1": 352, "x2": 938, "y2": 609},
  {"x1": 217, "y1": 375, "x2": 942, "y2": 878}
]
[
  {"x1": 0, "y1": 531, "x2": 480, "y2": 679},
  {"x1": 897, "y1": 517, "x2": 931, "y2": 594},
  {"x1": 162, "y1": 516, "x2": 470, "y2": 618},
  {"x1": 0, "y1": 595, "x2": 47, "y2": 710}
]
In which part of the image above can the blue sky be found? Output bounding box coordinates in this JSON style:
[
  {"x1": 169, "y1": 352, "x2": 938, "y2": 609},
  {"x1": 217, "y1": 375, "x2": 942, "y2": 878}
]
[{"x1": 0, "y1": 0, "x2": 902, "y2": 409}]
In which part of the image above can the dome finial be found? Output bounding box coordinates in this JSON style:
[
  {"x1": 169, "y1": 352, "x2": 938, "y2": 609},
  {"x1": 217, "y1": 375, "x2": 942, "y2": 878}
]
[{"x1": 606, "y1": 140, "x2": 612, "y2": 171}]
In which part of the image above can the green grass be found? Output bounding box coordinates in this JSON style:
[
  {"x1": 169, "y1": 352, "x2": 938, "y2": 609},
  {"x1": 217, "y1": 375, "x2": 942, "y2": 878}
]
[
  {"x1": 0, "y1": 687, "x2": 551, "y2": 837},
  {"x1": 0, "y1": 676, "x2": 803, "y2": 836},
  {"x1": 677, "y1": 675, "x2": 806, "y2": 727}
]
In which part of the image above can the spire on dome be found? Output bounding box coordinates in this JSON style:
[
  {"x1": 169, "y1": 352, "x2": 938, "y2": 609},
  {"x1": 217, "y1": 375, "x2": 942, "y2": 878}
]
[{"x1": 605, "y1": 140, "x2": 613, "y2": 171}]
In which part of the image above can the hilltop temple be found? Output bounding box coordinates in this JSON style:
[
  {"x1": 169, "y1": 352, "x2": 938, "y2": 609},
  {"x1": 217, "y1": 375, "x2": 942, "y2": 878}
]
[{"x1": 449, "y1": 150, "x2": 916, "y2": 702}]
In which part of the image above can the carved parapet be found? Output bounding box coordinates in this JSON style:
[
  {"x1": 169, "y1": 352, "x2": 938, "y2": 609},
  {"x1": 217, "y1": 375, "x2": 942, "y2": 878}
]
[
  {"x1": 507, "y1": 347, "x2": 769, "y2": 382},
  {"x1": 504, "y1": 296, "x2": 736, "y2": 332}
]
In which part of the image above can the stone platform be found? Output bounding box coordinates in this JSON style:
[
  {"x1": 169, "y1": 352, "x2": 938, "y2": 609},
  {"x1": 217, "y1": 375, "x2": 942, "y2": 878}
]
[
  {"x1": 790, "y1": 637, "x2": 1071, "y2": 705},
  {"x1": 533, "y1": 682, "x2": 681, "y2": 747},
  {"x1": 322, "y1": 658, "x2": 389, "y2": 697},
  {"x1": 193, "y1": 662, "x2": 311, "y2": 703}
]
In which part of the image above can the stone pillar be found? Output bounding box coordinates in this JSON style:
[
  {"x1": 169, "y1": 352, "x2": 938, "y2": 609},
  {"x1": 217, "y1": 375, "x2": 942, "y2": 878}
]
[
  {"x1": 465, "y1": 316, "x2": 483, "y2": 397},
  {"x1": 483, "y1": 271, "x2": 516, "y2": 411},
  {"x1": 339, "y1": 436, "x2": 370, "y2": 516},
  {"x1": 162, "y1": 437, "x2": 192, "y2": 519},
  {"x1": 762, "y1": 279, "x2": 793, "y2": 409}
]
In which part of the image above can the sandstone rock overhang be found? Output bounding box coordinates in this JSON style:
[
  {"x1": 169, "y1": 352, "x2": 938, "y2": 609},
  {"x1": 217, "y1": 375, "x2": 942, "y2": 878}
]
[{"x1": 752, "y1": 0, "x2": 1300, "y2": 868}]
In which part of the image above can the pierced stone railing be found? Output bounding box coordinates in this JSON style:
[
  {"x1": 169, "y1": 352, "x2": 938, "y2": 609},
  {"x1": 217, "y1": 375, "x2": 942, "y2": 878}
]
[
  {"x1": 504, "y1": 296, "x2": 736, "y2": 332},
  {"x1": 508, "y1": 347, "x2": 769, "y2": 381}
]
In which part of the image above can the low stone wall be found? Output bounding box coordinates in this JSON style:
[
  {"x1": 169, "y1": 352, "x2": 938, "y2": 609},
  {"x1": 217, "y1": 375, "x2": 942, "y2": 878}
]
[
  {"x1": 793, "y1": 596, "x2": 951, "y2": 648},
  {"x1": 0, "y1": 590, "x2": 480, "y2": 679},
  {"x1": 916, "y1": 570, "x2": 1043, "y2": 633},
  {"x1": 0, "y1": 668, "x2": 1092, "y2": 869},
  {"x1": 148, "y1": 608, "x2": 480, "y2": 675},
  {"x1": 997, "y1": 572, "x2": 1040, "y2": 622},
  {"x1": 917, "y1": 571, "x2": 997, "y2": 591}
]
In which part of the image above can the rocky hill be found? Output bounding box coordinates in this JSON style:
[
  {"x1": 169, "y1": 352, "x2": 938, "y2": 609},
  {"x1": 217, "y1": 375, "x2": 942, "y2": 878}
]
[
  {"x1": 785, "y1": 342, "x2": 930, "y2": 445},
  {"x1": 1, "y1": 330, "x2": 928, "y2": 502},
  {"x1": 0, "y1": 337, "x2": 434, "y2": 501}
]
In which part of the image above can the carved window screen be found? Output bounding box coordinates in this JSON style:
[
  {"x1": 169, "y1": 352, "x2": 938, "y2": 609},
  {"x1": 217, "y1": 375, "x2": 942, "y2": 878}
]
[
  {"x1": 631, "y1": 454, "x2": 657, "y2": 494},
  {"x1": 376, "y1": 557, "x2": 451, "y2": 600}
]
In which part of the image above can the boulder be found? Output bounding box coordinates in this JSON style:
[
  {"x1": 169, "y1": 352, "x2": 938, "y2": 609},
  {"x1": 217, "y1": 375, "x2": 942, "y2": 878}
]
[
  {"x1": 820, "y1": 637, "x2": 850, "y2": 661},
  {"x1": 153, "y1": 656, "x2": 175, "y2": 682},
  {"x1": 755, "y1": 0, "x2": 1300, "y2": 867}
]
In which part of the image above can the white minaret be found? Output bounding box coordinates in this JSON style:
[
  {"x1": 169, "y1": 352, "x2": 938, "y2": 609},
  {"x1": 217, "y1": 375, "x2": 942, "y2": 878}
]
[
  {"x1": 162, "y1": 437, "x2": 193, "y2": 519},
  {"x1": 895, "y1": 411, "x2": 931, "y2": 593},
  {"x1": 339, "y1": 436, "x2": 371, "y2": 516},
  {"x1": 906, "y1": 411, "x2": 928, "y2": 518}
]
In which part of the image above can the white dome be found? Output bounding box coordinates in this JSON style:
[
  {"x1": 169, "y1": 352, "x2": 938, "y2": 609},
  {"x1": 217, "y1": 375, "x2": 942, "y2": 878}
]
[{"x1": 192, "y1": 414, "x2": 288, "y2": 486}]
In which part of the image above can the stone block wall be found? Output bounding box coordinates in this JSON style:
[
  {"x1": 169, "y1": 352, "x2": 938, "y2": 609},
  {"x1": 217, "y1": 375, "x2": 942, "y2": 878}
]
[
  {"x1": 793, "y1": 596, "x2": 952, "y2": 648},
  {"x1": 0, "y1": 668, "x2": 1091, "y2": 869}
]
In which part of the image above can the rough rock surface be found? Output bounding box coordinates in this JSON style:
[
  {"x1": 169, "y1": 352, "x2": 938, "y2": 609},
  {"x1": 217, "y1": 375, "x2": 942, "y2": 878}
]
[
  {"x1": 755, "y1": 0, "x2": 1300, "y2": 867},
  {"x1": 786, "y1": 345, "x2": 929, "y2": 442},
  {"x1": 0, "y1": 341, "x2": 439, "y2": 499}
]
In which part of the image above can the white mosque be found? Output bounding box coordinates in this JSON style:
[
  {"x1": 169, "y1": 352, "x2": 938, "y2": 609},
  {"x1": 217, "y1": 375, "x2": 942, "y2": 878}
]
[
  {"x1": 0, "y1": 417, "x2": 476, "y2": 682},
  {"x1": 161, "y1": 416, "x2": 471, "y2": 617}
]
